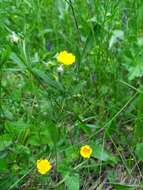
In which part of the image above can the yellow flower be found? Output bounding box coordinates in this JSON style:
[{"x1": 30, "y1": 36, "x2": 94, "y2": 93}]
[
  {"x1": 36, "y1": 159, "x2": 52, "y2": 175},
  {"x1": 57, "y1": 50, "x2": 75, "y2": 65},
  {"x1": 80, "y1": 145, "x2": 92, "y2": 159}
]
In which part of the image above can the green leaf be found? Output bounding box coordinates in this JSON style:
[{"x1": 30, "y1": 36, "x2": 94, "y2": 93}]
[
  {"x1": 28, "y1": 135, "x2": 40, "y2": 146},
  {"x1": 0, "y1": 150, "x2": 8, "y2": 159},
  {"x1": 112, "y1": 183, "x2": 135, "y2": 190},
  {"x1": 28, "y1": 132, "x2": 52, "y2": 147},
  {"x1": 92, "y1": 144, "x2": 117, "y2": 163},
  {"x1": 65, "y1": 173, "x2": 80, "y2": 190},
  {"x1": 10, "y1": 52, "x2": 26, "y2": 69},
  {"x1": 5, "y1": 120, "x2": 29, "y2": 134},
  {"x1": 109, "y1": 30, "x2": 124, "y2": 49},
  {"x1": 85, "y1": 124, "x2": 100, "y2": 129},
  {"x1": 77, "y1": 123, "x2": 92, "y2": 135},
  {"x1": 65, "y1": 146, "x2": 78, "y2": 163},
  {"x1": 0, "y1": 159, "x2": 8, "y2": 171},
  {"x1": 128, "y1": 64, "x2": 143, "y2": 80},
  {"x1": 77, "y1": 123, "x2": 100, "y2": 135},
  {"x1": 55, "y1": 0, "x2": 69, "y2": 19},
  {"x1": 93, "y1": 148, "x2": 109, "y2": 161},
  {"x1": 0, "y1": 134, "x2": 12, "y2": 151},
  {"x1": 5, "y1": 121, "x2": 29, "y2": 142},
  {"x1": 47, "y1": 123, "x2": 60, "y2": 145},
  {"x1": 135, "y1": 143, "x2": 143, "y2": 161},
  {"x1": 32, "y1": 68, "x2": 64, "y2": 91},
  {"x1": 1, "y1": 110, "x2": 14, "y2": 120},
  {"x1": 15, "y1": 144, "x2": 30, "y2": 155}
]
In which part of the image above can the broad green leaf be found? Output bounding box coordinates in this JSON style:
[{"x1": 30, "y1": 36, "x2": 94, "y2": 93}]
[
  {"x1": 65, "y1": 173, "x2": 80, "y2": 190},
  {"x1": 93, "y1": 147, "x2": 109, "y2": 161},
  {"x1": 137, "y1": 37, "x2": 143, "y2": 46},
  {"x1": 1, "y1": 110, "x2": 14, "y2": 120},
  {"x1": 0, "y1": 159, "x2": 8, "y2": 171},
  {"x1": 65, "y1": 146, "x2": 78, "y2": 163},
  {"x1": 128, "y1": 64, "x2": 143, "y2": 80},
  {"x1": 0, "y1": 150, "x2": 8, "y2": 159},
  {"x1": 92, "y1": 144, "x2": 117, "y2": 163},
  {"x1": 0, "y1": 134, "x2": 12, "y2": 151},
  {"x1": 55, "y1": 0, "x2": 69, "y2": 19},
  {"x1": 28, "y1": 135, "x2": 40, "y2": 146},
  {"x1": 47, "y1": 123, "x2": 60, "y2": 145},
  {"x1": 5, "y1": 120, "x2": 29, "y2": 134},
  {"x1": 57, "y1": 162, "x2": 71, "y2": 174},
  {"x1": 109, "y1": 30, "x2": 124, "y2": 49},
  {"x1": 135, "y1": 143, "x2": 143, "y2": 161},
  {"x1": 28, "y1": 132, "x2": 52, "y2": 147}
]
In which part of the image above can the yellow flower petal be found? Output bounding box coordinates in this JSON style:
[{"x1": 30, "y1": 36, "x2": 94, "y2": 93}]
[
  {"x1": 57, "y1": 50, "x2": 75, "y2": 65},
  {"x1": 80, "y1": 145, "x2": 92, "y2": 159},
  {"x1": 36, "y1": 159, "x2": 52, "y2": 175}
]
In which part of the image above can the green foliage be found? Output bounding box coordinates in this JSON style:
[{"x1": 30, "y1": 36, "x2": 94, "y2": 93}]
[
  {"x1": 112, "y1": 184, "x2": 135, "y2": 190},
  {"x1": 0, "y1": 0, "x2": 143, "y2": 189},
  {"x1": 92, "y1": 144, "x2": 118, "y2": 164},
  {"x1": 135, "y1": 143, "x2": 143, "y2": 161},
  {"x1": 65, "y1": 173, "x2": 80, "y2": 190}
]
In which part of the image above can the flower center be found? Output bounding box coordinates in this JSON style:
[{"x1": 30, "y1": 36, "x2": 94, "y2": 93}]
[{"x1": 83, "y1": 148, "x2": 90, "y2": 154}]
